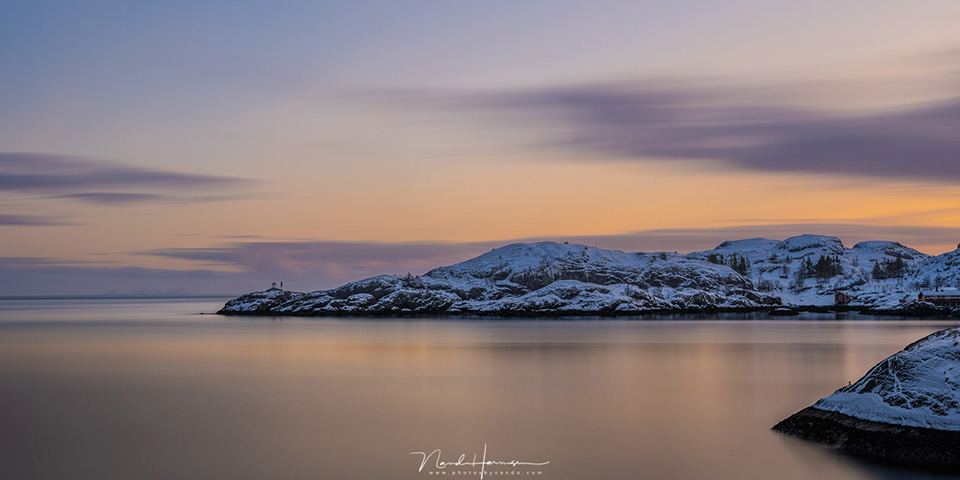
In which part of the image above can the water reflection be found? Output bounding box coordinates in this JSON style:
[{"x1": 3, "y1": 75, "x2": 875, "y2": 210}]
[{"x1": 0, "y1": 298, "x2": 958, "y2": 479}]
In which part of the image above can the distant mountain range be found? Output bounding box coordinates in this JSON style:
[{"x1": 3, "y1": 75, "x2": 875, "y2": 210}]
[{"x1": 219, "y1": 234, "x2": 960, "y2": 316}]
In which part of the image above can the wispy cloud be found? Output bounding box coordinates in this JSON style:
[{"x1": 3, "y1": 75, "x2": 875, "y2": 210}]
[
  {"x1": 48, "y1": 191, "x2": 264, "y2": 205},
  {"x1": 0, "y1": 257, "x2": 244, "y2": 296},
  {"x1": 385, "y1": 45, "x2": 960, "y2": 184},
  {"x1": 51, "y1": 192, "x2": 169, "y2": 204},
  {"x1": 0, "y1": 214, "x2": 67, "y2": 226},
  {"x1": 0, "y1": 152, "x2": 254, "y2": 206},
  {"x1": 138, "y1": 240, "x2": 505, "y2": 287},
  {"x1": 467, "y1": 82, "x2": 960, "y2": 182}
]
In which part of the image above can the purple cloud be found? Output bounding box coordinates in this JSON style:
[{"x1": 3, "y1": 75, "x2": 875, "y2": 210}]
[
  {"x1": 470, "y1": 83, "x2": 960, "y2": 182},
  {"x1": 0, "y1": 257, "x2": 245, "y2": 296},
  {"x1": 52, "y1": 192, "x2": 169, "y2": 204},
  {"x1": 0, "y1": 153, "x2": 254, "y2": 207},
  {"x1": 0, "y1": 214, "x2": 66, "y2": 226},
  {"x1": 138, "y1": 240, "x2": 505, "y2": 289}
]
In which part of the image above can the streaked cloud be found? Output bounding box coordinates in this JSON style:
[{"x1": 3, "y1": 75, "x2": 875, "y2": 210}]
[
  {"x1": 396, "y1": 46, "x2": 959, "y2": 183},
  {"x1": 0, "y1": 256, "x2": 244, "y2": 296},
  {"x1": 49, "y1": 191, "x2": 264, "y2": 205},
  {"x1": 52, "y1": 192, "x2": 169, "y2": 204},
  {"x1": 466, "y1": 82, "x2": 960, "y2": 182},
  {"x1": 138, "y1": 240, "x2": 506, "y2": 288},
  {"x1": 0, "y1": 214, "x2": 67, "y2": 226},
  {"x1": 0, "y1": 153, "x2": 254, "y2": 206}
]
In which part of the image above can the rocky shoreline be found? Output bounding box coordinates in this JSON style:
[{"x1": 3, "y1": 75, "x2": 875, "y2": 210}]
[
  {"x1": 216, "y1": 295, "x2": 883, "y2": 317},
  {"x1": 218, "y1": 306, "x2": 957, "y2": 318},
  {"x1": 215, "y1": 285, "x2": 960, "y2": 318},
  {"x1": 216, "y1": 305, "x2": 839, "y2": 317},
  {"x1": 861, "y1": 300, "x2": 960, "y2": 318},
  {"x1": 774, "y1": 407, "x2": 960, "y2": 470}
]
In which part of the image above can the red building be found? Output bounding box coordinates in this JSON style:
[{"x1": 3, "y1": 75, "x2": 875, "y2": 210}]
[
  {"x1": 834, "y1": 292, "x2": 853, "y2": 305},
  {"x1": 918, "y1": 292, "x2": 960, "y2": 306}
]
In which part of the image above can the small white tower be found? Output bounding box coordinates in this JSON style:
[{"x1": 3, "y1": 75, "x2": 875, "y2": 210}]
[{"x1": 271, "y1": 281, "x2": 278, "y2": 290}]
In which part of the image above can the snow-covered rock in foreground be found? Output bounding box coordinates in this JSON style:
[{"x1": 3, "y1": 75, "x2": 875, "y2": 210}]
[
  {"x1": 816, "y1": 328, "x2": 960, "y2": 430},
  {"x1": 774, "y1": 327, "x2": 960, "y2": 469},
  {"x1": 218, "y1": 242, "x2": 779, "y2": 316}
]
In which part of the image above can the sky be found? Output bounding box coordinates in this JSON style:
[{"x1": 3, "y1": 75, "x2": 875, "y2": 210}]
[{"x1": 2, "y1": 1, "x2": 960, "y2": 295}]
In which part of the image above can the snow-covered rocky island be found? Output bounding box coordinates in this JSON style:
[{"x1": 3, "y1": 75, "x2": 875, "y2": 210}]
[
  {"x1": 774, "y1": 327, "x2": 960, "y2": 469},
  {"x1": 218, "y1": 234, "x2": 960, "y2": 316}
]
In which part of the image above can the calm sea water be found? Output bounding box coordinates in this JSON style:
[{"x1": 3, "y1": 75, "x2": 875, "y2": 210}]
[{"x1": 1, "y1": 297, "x2": 959, "y2": 480}]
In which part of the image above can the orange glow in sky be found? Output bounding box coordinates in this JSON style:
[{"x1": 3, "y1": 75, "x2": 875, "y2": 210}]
[{"x1": 2, "y1": 1, "x2": 960, "y2": 293}]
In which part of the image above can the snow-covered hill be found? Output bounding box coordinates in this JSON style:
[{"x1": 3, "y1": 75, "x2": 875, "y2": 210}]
[
  {"x1": 689, "y1": 234, "x2": 941, "y2": 306},
  {"x1": 220, "y1": 241, "x2": 779, "y2": 315},
  {"x1": 219, "y1": 235, "x2": 960, "y2": 316}
]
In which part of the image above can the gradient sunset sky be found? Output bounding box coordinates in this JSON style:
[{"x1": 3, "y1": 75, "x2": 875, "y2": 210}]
[{"x1": 3, "y1": 1, "x2": 960, "y2": 294}]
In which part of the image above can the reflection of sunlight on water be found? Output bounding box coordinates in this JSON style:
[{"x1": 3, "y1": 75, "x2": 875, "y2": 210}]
[{"x1": 1, "y1": 299, "x2": 959, "y2": 479}]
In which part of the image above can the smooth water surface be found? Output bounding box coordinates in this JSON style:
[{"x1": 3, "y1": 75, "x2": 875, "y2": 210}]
[{"x1": 1, "y1": 297, "x2": 959, "y2": 480}]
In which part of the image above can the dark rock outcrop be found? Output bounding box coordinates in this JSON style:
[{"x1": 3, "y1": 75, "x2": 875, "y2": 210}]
[
  {"x1": 862, "y1": 301, "x2": 951, "y2": 318},
  {"x1": 774, "y1": 407, "x2": 960, "y2": 470}
]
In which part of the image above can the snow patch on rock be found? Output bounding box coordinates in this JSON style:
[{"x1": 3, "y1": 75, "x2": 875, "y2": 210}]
[{"x1": 814, "y1": 327, "x2": 960, "y2": 430}]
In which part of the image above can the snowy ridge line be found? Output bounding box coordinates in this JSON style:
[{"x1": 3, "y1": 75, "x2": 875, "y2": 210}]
[{"x1": 219, "y1": 235, "x2": 960, "y2": 316}]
